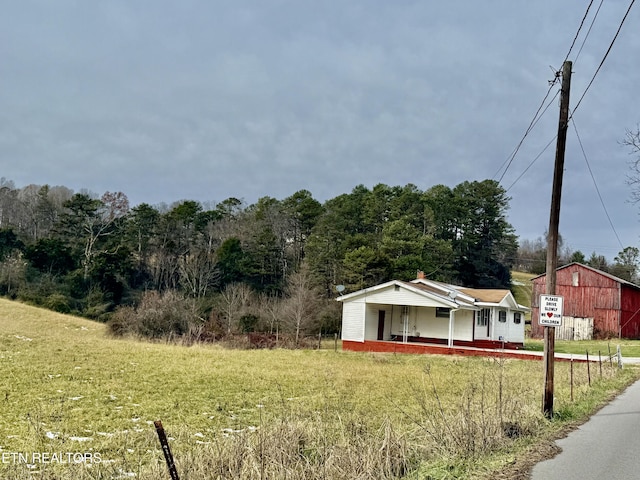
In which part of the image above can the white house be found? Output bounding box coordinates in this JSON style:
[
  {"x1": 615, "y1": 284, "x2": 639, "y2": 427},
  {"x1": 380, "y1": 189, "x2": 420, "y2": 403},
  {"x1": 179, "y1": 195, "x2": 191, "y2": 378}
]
[{"x1": 337, "y1": 277, "x2": 527, "y2": 351}]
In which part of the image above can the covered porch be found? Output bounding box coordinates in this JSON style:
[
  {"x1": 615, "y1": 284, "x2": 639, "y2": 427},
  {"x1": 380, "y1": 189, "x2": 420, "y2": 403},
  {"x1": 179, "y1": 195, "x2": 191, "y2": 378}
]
[
  {"x1": 362, "y1": 301, "x2": 477, "y2": 348},
  {"x1": 338, "y1": 279, "x2": 527, "y2": 351}
]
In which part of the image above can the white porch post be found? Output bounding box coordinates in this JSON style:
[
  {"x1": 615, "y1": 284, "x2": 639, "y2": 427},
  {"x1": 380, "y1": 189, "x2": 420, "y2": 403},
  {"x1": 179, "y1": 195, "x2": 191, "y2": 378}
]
[
  {"x1": 401, "y1": 305, "x2": 409, "y2": 343},
  {"x1": 448, "y1": 310, "x2": 457, "y2": 347}
]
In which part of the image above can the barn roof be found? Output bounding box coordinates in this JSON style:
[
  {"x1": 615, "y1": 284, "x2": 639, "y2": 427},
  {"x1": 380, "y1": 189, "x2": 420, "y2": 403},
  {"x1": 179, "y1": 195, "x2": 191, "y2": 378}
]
[{"x1": 532, "y1": 262, "x2": 640, "y2": 290}]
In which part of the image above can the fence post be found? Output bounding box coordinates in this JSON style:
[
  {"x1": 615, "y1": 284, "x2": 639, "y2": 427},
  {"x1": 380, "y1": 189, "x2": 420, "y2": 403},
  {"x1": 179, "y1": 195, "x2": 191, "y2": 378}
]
[
  {"x1": 154, "y1": 420, "x2": 180, "y2": 480},
  {"x1": 570, "y1": 354, "x2": 574, "y2": 402},
  {"x1": 586, "y1": 351, "x2": 591, "y2": 387},
  {"x1": 598, "y1": 351, "x2": 602, "y2": 378},
  {"x1": 617, "y1": 345, "x2": 623, "y2": 369}
]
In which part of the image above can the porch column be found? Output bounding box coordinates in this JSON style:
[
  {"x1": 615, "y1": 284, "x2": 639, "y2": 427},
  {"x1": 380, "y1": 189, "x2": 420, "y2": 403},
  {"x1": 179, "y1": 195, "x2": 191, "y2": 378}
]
[{"x1": 448, "y1": 310, "x2": 457, "y2": 347}]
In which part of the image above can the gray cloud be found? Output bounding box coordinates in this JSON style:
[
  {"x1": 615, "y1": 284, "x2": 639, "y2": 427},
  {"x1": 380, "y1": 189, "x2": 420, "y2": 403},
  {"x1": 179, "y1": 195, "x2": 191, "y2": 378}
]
[{"x1": 1, "y1": 1, "x2": 639, "y2": 259}]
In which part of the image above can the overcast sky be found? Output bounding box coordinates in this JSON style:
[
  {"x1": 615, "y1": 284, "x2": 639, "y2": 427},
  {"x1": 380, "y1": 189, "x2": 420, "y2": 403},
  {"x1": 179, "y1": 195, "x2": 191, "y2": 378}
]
[{"x1": 2, "y1": 1, "x2": 639, "y2": 260}]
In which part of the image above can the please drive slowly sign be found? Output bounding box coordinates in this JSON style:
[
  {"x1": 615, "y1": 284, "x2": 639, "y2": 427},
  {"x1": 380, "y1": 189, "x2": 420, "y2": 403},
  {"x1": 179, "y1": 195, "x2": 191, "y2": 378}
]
[{"x1": 539, "y1": 295, "x2": 564, "y2": 327}]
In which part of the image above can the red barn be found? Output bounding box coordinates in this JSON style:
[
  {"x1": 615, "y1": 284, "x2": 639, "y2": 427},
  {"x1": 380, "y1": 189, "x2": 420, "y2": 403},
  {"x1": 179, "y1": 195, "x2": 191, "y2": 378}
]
[{"x1": 531, "y1": 263, "x2": 640, "y2": 339}]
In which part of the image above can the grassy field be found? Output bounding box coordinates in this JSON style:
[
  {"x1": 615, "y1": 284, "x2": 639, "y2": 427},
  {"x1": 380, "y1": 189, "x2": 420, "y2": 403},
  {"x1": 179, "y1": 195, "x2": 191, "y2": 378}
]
[
  {"x1": 1, "y1": 298, "x2": 639, "y2": 479},
  {"x1": 510, "y1": 271, "x2": 535, "y2": 312},
  {"x1": 523, "y1": 338, "x2": 640, "y2": 357},
  {"x1": 509, "y1": 270, "x2": 640, "y2": 357}
]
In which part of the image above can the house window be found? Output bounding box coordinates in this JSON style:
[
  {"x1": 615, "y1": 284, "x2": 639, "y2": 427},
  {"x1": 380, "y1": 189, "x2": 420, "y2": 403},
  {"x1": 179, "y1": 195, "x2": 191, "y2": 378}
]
[
  {"x1": 435, "y1": 307, "x2": 450, "y2": 318},
  {"x1": 477, "y1": 308, "x2": 490, "y2": 326},
  {"x1": 394, "y1": 285, "x2": 400, "y2": 291},
  {"x1": 498, "y1": 311, "x2": 507, "y2": 323},
  {"x1": 514, "y1": 312, "x2": 522, "y2": 324},
  {"x1": 572, "y1": 272, "x2": 579, "y2": 287}
]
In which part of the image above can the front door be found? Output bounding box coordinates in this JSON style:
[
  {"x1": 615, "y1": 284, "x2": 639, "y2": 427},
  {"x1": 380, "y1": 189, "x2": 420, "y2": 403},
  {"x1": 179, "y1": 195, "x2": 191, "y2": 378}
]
[
  {"x1": 475, "y1": 308, "x2": 491, "y2": 339},
  {"x1": 377, "y1": 310, "x2": 385, "y2": 340}
]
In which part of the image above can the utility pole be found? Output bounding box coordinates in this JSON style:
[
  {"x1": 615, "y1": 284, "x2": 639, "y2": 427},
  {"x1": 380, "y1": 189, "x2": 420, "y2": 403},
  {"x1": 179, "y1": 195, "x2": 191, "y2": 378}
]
[{"x1": 543, "y1": 60, "x2": 572, "y2": 418}]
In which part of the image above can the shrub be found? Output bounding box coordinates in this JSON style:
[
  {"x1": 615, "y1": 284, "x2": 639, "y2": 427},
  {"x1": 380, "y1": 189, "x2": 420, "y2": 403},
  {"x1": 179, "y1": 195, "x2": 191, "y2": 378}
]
[
  {"x1": 43, "y1": 293, "x2": 72, "y2": 314},
  {"x1": 107, "y1": 290, "x2": 202, "y2": 339},
  {"x1": 239, "y1": 313, "x2": 259, "y2": 332}
]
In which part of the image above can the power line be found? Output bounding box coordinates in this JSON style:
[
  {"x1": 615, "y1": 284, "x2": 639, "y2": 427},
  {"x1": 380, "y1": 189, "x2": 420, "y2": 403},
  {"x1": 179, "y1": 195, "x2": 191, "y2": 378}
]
[
  {"x1": 571, "y1": 0, "x2": 636, "y2": 117},
  {"x1": 494, "y1": 0, "x2": 600, "y2": 184},
  {"x1": 503, "y1": 1, "x2": 635, "y2": 218},
  {"x1": 493, "y1": 85, "x2": 559, "y2": 183},
  {"x1": 505, "y1": 135, "x2": 557, "y2": 192},
  {"x1": 574, "y1": 0, "x2": 605, "y2": 64},
  {"x1": 563, "y1": 0, "x2": 597, "y2": 64},
  {"x1": 570, "y1": 115, "x2": 624, "y2": 249}
]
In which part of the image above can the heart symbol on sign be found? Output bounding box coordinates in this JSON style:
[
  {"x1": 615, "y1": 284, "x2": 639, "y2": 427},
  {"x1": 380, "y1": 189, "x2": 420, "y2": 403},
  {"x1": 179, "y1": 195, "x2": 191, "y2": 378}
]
[{"x1": 547, "y1": 312, "x2": 553, "y2": 318}]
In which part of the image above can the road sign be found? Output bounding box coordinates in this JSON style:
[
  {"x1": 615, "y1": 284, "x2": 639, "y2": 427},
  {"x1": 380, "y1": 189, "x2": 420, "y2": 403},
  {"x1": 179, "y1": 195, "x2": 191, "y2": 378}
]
[{"x1": 539, "y1": 295, "x2": 563, "y2": 326}]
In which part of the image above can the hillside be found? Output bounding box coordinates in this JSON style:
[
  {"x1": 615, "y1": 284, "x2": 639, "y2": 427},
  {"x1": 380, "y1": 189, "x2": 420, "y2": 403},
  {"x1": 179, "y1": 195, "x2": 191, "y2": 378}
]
[
  {"x1": 512, "y1": 270, "x2": 535, "y2": 315},
  {"x1": 1, "y1": 298, "x2": 637, "y2": 479}
]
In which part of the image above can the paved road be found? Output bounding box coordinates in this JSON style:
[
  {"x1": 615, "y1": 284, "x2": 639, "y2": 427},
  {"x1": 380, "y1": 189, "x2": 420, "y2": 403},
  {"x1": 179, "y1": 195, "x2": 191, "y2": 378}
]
[{"x1": 531, "y1": 378, "x2": 640, "y2": 480}]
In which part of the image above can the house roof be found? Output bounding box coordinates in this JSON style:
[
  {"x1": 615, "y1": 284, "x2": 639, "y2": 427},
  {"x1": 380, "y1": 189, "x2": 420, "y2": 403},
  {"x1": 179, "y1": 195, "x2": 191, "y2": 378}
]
[
  {"x1": 413, "y1": 279, "x2": 528, "y2": 310},
  {"x1": 336, "y1": 280, "x2": 464, "y2": 308},
  {"x1": 532, "y1": 262, "x2": 640, "y2": 290},
  {"x1": 337, "y1": 278, "x2": 528, "y2": 312},
  {"x1": 404, "y1": 280, "x2": 477, "y2": 307},
  {"x1": 458, "y1": 288, "x2": 511, "y2": 304}
]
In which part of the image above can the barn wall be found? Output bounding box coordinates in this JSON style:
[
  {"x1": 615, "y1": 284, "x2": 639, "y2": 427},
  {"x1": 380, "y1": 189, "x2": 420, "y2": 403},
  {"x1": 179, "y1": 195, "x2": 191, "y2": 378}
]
[
  {"x1": 555, "y1": 317, "x2": 594, "y2": 340},
  {"x1": 621, "y1": 285, "x2": 640, "y2": 338},
  {"x1": 531, "y1": 264, "x2": 622, "y2": 338}
]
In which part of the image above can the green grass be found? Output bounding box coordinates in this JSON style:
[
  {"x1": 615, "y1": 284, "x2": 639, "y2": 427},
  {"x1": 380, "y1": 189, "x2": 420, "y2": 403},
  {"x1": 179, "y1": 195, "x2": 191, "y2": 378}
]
[
  {"x1": 524, "y1": 338, "x2": 640, "y2": 357},
  {"x1": 510, "y1": 270, "x2": 640, "y2": 358},
  {"x1": 1, "y1": 298, "x2": 639, "y2": 479},
  {"x1": 511, "y1": 271, "x2": 535, "y2": 309}
]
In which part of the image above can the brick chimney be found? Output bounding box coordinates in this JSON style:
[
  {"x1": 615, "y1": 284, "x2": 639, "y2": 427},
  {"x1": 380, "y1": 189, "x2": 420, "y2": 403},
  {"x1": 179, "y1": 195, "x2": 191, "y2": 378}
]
[{"x1": 416, "y1": 270, "x2": 425, "y2": 279}]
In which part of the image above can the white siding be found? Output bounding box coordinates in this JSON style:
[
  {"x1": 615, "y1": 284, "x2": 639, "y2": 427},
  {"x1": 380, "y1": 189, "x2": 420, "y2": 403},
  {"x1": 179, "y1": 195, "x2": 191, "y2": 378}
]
[
  {"x1": 491, "y1": 308, "x2": 525, "y2": 343},
  {"x1": 415, "y1": 309, "x2": 449, "y2": 338},
  {"x1": 555, "y1": 317, "x2": 593, "y2": 341},
  {"x1": 363, "y1": 305, "x2": 393, "y2": 340},
  {"x1": 386, "y1": 306, "x2": 474, "y2": 341},
  {"x1": 364, "y1": 305, "x2": 378, "y2": 340},
  {"x1": 388, "y1": 305, "x2": 416, "y2": 337},
  {"x1": 452, "y1": 310, "x2": 474, "y2": 341},
  {"x1": 413, "y1": 309, "x2": 474, "y2": 341},
  {"x1": 341, "y1": 301, "x2": 365, "y2": 342}
]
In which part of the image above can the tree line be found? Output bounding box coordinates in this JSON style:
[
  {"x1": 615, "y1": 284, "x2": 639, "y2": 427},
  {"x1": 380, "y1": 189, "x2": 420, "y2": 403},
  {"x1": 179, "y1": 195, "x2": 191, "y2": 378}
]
[{"x1": 0, "y1": 176, "x2": 633, "y2": 341}]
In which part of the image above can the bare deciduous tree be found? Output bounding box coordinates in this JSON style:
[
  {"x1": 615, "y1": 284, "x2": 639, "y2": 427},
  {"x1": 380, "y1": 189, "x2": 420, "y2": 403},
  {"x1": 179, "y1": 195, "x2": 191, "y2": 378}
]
[
  {"x1": 259, "y1": 292, "x2": 284, "y2": 336},
  {"x1": 179, "y1": 251, "x2": 220, "y2": 298},
  {"x1": 282, "y1": 263, "x2": 322, "y2": 344},
  {"x1": 624, "y1": 126, "x2": 640, "y2": 203},
  {"x1": 219, "y1": 282, "x2": 254, "y2": 334},
  {"x1": 0, "y1": 251, "x2": 27, "y2": 294}
]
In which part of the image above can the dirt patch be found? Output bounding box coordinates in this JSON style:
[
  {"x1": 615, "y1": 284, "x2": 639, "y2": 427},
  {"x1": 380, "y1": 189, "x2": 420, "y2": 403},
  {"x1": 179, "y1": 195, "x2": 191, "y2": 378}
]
[{"x1": 488, "y1": 440, "x2": 562, "y2": 479}]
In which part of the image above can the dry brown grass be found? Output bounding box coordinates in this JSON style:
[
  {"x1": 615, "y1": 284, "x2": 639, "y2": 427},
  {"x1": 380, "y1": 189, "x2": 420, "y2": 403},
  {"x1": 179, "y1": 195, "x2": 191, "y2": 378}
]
[{"x1": 1, "y1": 298, "x2": 638, "y2": 479}]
